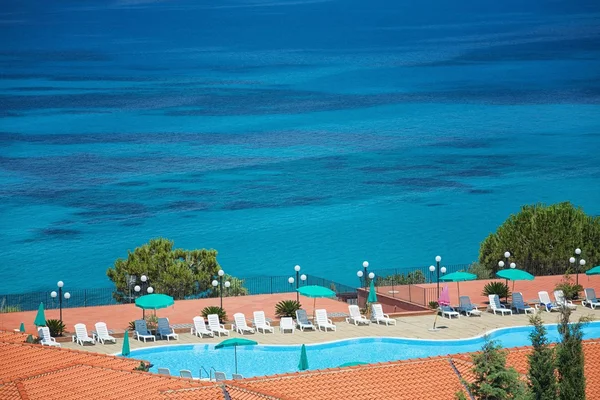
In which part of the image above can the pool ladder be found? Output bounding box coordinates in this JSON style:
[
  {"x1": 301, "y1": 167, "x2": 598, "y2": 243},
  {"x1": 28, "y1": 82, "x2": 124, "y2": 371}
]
[{"x1": 198, "y1": 366, "x2": 214, "y2": 381}]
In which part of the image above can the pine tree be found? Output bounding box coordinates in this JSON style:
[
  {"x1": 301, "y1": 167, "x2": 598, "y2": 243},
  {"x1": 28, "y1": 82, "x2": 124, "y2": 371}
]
[
  {"x1": 556, "y1": 307, "x2": 587, "y2": 400},
  {"x1": 468, "y1": 338, "x2": 529, "y2": 400},
  {"x1": 527, "y1": 313, "x2": 557, "y2": 400}
]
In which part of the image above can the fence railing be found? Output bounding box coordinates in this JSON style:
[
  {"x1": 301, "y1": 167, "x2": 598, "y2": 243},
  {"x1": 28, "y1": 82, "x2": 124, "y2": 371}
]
[{"x1": 0, "y1": 273, "x2": 356, "y2": 313}]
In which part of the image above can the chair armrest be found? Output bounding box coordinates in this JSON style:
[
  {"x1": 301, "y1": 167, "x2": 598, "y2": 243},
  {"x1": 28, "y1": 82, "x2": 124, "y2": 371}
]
[
  {"x1": 220, "y1": 324, "x2": 226, "y2": 330},
  {"x1": 383, "y1": 313, "x2": 391, "y2": 318},
  {"x1": 265, "y1": 321, "x2": 271, "y2": 326},
  {"x1": 328, "y1": 318, "x2": 334, "y2": 324},
  {"x1": 50, "y1": 337, "x2": 57, "y2": 342}
]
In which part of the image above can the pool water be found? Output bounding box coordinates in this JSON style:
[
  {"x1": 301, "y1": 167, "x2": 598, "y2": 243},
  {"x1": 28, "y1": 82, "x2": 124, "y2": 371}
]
[{"x1": 126, "y1": 321, "x2": 600, "y2": 378}]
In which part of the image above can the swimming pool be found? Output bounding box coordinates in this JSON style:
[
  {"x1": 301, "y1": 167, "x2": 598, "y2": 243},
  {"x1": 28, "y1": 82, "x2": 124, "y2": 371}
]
[{"x1": 126, "y1": 321, "x2": 600, "y2": 378}]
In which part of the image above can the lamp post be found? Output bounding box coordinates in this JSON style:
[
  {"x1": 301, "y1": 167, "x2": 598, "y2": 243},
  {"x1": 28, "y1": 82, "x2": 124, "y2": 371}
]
[
  {"x1": 579, "y1": 259, "x2": 586, "y2": 287},
  {"x1": 360, "y1": 261, "x2": 369, "y2": 289},
  {"x1": 574, "y1": 248, "x2": 582, "y2": 286},
  {"x1": 212, "y1": 269, "x2": 229, "y2": 309},
  {"x1": 288, "y1": 265, "x2": 302, "y2": 302},
  {"x1": 431, "y1": 256, "x2": 442, "y2": 296},
  {"x1": 50, "y1": 281, "x2": 70, "y2": 322}
]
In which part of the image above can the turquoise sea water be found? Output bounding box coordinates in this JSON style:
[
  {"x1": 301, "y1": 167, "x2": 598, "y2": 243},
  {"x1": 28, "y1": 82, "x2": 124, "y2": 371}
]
[
  {"x1": 127, "y1": 322, "x2": 600, "y2": 378},
  {"x1": 1, "y1": 0, "x2": 600, "y2": 293}
]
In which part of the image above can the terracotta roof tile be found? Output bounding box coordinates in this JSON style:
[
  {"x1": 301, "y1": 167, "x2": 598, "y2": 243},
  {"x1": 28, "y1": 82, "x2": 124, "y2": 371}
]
[
  {"x1": 162, "y1": 384, "x2": 282, "y2": 400},
  {"x1": 0, "y1": 382, "x2": 22, "y2": 400},
  {"x1": 0, "y1": 331, "x2": 29, "y2": 344}
]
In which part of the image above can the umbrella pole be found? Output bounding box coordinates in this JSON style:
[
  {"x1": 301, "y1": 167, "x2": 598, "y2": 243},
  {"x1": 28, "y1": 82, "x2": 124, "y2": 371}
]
[
  {"x1": 505, "y1": 279, "x2": 509, "y2": 303},
  {"x1": 313, "y1": 297, "x2": 316, "y2": 320},
  {"x1": 457, "y1": 282, "x2": 460, "y2": 299}
]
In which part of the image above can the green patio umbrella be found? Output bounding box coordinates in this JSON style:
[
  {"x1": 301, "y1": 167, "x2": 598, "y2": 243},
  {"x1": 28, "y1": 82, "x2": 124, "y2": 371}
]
[
  {"x1": 339, "y1": 361, "x2": 368, "y2": 368},
  {"x1": 135, "y1": 294, "x2": 174, "y2": 318},
  {"x1": 33, "y1": 302, "x2": 46, "y2": 327},
  {"x1": 367, "y1": 279, "x2": 378, "y2": 303},
  {"x1": 585, "y1": 266, "x2": 600, "y2": 275},
  {"x1": 215, "y1": 338, "x2": 258, "y2": 374},
  {"x1": 121, "y1": 330, "x2": 130, "y2": 356},
  {"x1": 297, "y1": 285, "x2": 336, "y2": 318},
  {"x1": 19, "y1": 322, "x2": 25, "y2": 333},
  {"x1": 496, "y1": 268, "x2": 534, "y2": 302},
  {"x1": 439, "y1": 271, "x2": 477, "y2": 298},
  {"x1": 298, "y1": 344, "x2": 309, "y2": 371}
]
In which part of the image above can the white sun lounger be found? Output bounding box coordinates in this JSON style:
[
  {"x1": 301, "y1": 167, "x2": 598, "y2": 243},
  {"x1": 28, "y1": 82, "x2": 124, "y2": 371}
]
[
  {"x1": 458, "y1": 296, "x2": 481, "y2": 317},
  {"x1": 583, "y1": 288, "x2": 600, "y2": 309},
  {"x1": 554, "y1": 290, "x2": 577, "y2": 310},
  {"x1": 295, "y1": 309, "x2": 315, "y2": 331},
  {"x1": 94, "y1": 322, "x2": 117, "y2": 344},
  {"x1": 180, "y1": 370, "x2": 193, "y2": 379},
  {"x1": 280, "y1": 317, "x2": 295, "y2": 334},
  {"x1": 371, "y1": 303, "x2": 396, "y2": 325},
  {"x1": 253, "y1": 311, "x2": 274, "y2": 334},
  {"x1": 73, "y1": 323, "x2": 95, "y2": 346},
  {"x1": 439, "y1": 305, "x2": 460, "y2": 319},
  {"x1": 346, "y1": 305, "x2": 370, "y2": 325},
  {"x1": 488, "y1": 295, "x2": 512, "y2": 315},
  {"x1": 207, "y1": 314, "x2": 229, "y2": 337},
  {"x1": 191, "y1": 316, "x2": 214, "y2": 338},
  {"x1": 38, "y1": 327, "x2": 61, "y2": 347},
  {"x1": 233, "y1": 313, "x2": 255, "y2": 335},
  {"x1": 315, "y1": 309, "x2": 336, "y2": 332},
  {"x1": 537, "y1": 291, "x2": 559, "y2": 312},
  {"x1": 214, "y1": 371, "x2": 227, "y2": 382},
  {"x1": 157, "y1": 368, "x2": 170, "y2": 376},
  {"x1": 232, "y1": 373, "x2": 244, "y2": 380},
  {"x1": 134, "y1": 319, "x2": 156, "y2": 342},
  {"x1": 511, "y1": 292, "x2": 534, "y2": 314},
  {"x1": 157, "y1": 318, "x2": 179, "y2": 341}
]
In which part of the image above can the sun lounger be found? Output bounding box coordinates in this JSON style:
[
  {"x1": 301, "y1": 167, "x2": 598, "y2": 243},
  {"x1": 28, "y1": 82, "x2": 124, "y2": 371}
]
[
  {"x1": 208, "y1": 314, "x2": 229, "y2": 336},
  {"x1": 157, "y1": 318, "x2": 179, "y2": 341},
  {"x1": 73, "y1": 323, "x2": 95, "y2": 346},
  {"x1": 488, "y1": 295, "x2": 512, "y2": 316},
  {"x1": 346, "y1": 305, "x2": 370, "y2": 325},
  {"x1": 371, "y1": 303, "x2": 396, "y2": 325},
  {"x1": 279, "y1": 317, "x2": 295, "y2": 333},
  {"x1": 134, "y1": 319, "x2": 156, "y2": 342},
  {"x1": 253, "y1": 311, "x2": 274, "y2": 334},
  {"x1": 157, "y1": 368, "x2": 170, "y2": 376},
  {"x1": 180, "y1": 370, "x2": 193, "y2": 379},
  {"x1": 537, "y1": 291, "x2": 559, "y2": 312},
  {"x1": 94, "y1": 322, "x2": 117, "y2": 344},
  {"x1": 554, "y1": 290, "x2": 577, "y2": 310},
  {"x1": 439, "y1": 305, "x2": 460, "y2": 319},
  {"x1": 38, "y1": 327, "x2": 61, "y2": 347},
  {"x1": 191, "y1": 316, "x2": 214, "y2": 338},
  {"x1": 511, "y1": 292, "x2": 534, "y2": 314},
  {"x1": 458, "y1": 296, "x2": 481, "y2": 317},
  {"x1": 295, "y1": 309, "x2": 315, "y2": 331},
  {"x1": 233, "y1": 313, "x2": 255, "y2": 335},
  {"x1": 214, "y1": 371, "x2": 227, "y2": 382},
  {"x1": 315, "y1": 309, "x2": 336, "y2": 332},
  {"x1": 583, "y1": 288, "x2": 600, "y2": 309},
  {"x1": 232, "y1": 373, "x2": 243, "y2": 380}
]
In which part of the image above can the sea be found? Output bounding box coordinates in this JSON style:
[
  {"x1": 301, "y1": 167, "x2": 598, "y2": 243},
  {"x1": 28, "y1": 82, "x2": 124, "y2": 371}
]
[{"x1": 1, "y1": 0, "x2": 599, "y2": 294}]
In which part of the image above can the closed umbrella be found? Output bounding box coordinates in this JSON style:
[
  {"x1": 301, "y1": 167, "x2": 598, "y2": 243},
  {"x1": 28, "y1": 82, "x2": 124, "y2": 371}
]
[
  {"x1": 298, "y1": 344, "x2": 309, "y2": 371},
  {"x1": 19, "y1": 322, "x2": 25, "y2": 333},
  {"x1": 431, "y1": 285, "x2": 450, "y2": 331},
  {"x1": 367, "y1": 279, "x2": 378, "y2": 304},
  {"x1": 215, "y1": 338, "x2": 258, "y2": 374},
  {"x1": 439, "y1": 272, "x2": 477, "y2": 298},
  {"x1": 297, "y1": 285, "x2": 336, "y2": 319},
  {"x1": 33, "y1": 303, "x2": 46, "y2": 327},
  {"x1": 496, "y1": 268, "x2": 534, "y2": 303},
  {"x1": 121, "y1": 330, "x2": 131, "y2": 356}
]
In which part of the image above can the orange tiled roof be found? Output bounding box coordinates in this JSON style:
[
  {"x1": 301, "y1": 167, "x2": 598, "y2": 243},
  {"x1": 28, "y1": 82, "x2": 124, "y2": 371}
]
[
  {"x1": 162, "y1": 384, "x2": 284, "y2": 400},
  {"x1": 0, "y1": 331, "x2": 29, "y2": 344}
]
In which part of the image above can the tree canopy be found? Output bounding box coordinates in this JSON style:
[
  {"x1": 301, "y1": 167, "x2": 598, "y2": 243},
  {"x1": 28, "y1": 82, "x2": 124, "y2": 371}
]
[
  {"x1": 107, "y1": 238, "x2": 225, "y2": 301},
  {"x1": 479, "y1": 202, "x2": 600, "y2": 275}
]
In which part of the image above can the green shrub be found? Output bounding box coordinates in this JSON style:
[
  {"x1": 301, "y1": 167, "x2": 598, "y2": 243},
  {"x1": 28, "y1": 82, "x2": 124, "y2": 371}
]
[
  {"x1": 275, "y1": 300, "x2": 301, "y2": 318},
  {"x1": 376, "y1": 270, "x2": 426, "y2": 286},
  {"x1": 555, "y1": 281, "x2": 583, "y2": 300},
  {"x1": 46, "y1": 319, "x2": 66, "y2": 337},
  {"x1": 134, "y1": 361, "x2": 151, "y2": 372},
  {"x1": 468, "y1": 262, "x2": 492, "y2": 279},
  {"x1": 128, "y1": 315, "x2": 159, "y2": 331},
  {"x1": 201, "y1": 306, "x2": 227, "y2": 323},
  {"x1": 482, "y1": 281, "x2": 511, "y2": 299},
  {"x1": 0, "y1": 304, "x2": 22, "y2": 313},
  {"x1": 429, "y1": 301, "x2": 439, "y2": 310}
]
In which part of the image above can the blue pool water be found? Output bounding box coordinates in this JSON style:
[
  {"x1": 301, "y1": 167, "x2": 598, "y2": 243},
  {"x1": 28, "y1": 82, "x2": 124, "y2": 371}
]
[
  {"x1": 1, "y1": 1, "x2": 600, "y2": 293},
  {"x1": 127, "y1": 321, "x2": 600, "y2": 378}
]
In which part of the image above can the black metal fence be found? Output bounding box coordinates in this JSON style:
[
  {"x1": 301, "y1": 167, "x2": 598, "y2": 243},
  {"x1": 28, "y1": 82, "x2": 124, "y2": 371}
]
[{"x1": 0, "y1": 273, "x2": 356, "y2": 313}]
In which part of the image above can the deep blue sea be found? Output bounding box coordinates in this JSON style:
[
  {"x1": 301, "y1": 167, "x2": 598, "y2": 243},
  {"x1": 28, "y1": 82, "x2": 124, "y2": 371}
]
[{"x1": 1, "y1": 0, "x2": 599, "y2": 294}]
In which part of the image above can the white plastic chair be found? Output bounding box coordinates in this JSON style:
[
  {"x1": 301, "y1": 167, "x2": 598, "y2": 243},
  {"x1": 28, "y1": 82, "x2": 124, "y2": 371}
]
[
  {"x1": 214, "y1": 371, "x2": 227, "y2": 382},
  {"x1": 233, "y1": 313, "x2": 255, "y2": 335},
  {"x1": 232, "y1": 373, "x2": 243, "y2": 380},
  {"x1": 537, "y1": 291, "x2": 559, "y2": 312},
  {"x1": 94, "y1": 322, "x2": 117, "y2": 344},
  {"x1": 191, "y1": 316, "x2": 214, "y2": 338},
  {"x1": 157, "y1": 368, "x2": 170, "y2": 376},
  {"x1": 253, "y1": 311, "x2": 274, "y2": 334},
  {"x1": 315, "y1": 309, "x2": 336, "y2": 332},
  {"x1": 371, "y1": 304, "x2": 396, "y2": 325},
  {"x1": 279, "y1": 317, "x2": 295, "y2": 334},
  {"x1": 554, "y1": 290, "x2": 577, "y2": 310},
  {"x1": 207, "y1": 314, "x2": 229, "y2": 337},
  {"x1": 180, "y1": 370, "x2": 193, "y2": 379},
  {"x1": 488, "y1": 295, "x2": 512, "y2": 316},
  {"x1": 346, "y1": 305, "x2": 370, "y2": 325},
  {"x1": 74, "y1": 323, "x2": 95, "y2": 346},
  {"x1": 583, "y1": 288, "x2": 600, "y2": 309},
  {"x1": 38, "y1": 327, "x2": 61, "y2": 347}
]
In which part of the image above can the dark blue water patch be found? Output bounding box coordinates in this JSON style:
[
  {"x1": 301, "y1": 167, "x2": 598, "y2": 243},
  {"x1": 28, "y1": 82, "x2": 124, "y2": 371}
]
[
  {"x1": 114, "y1": 181, "x2": 149, "y2": 187},
  {"x1": 365, "y1": 177, "x2": 470, "y2": 191},
  {"x1": 428, "y1": 138, "x2": 496, "y2": 149},
  {"x1": 7, "y1": 86, "x2": 69, "y2": 92},
  {"x1": 40, "y1": 228, "x2": 83, "y2": 238},
  {"x1": 0, "y1": 50, "x2": 112, "y2": 63},
  {"x1": 359, "y1": 164, "x2": 440, "y2": 173},
  {"x1": 119, "y1": 219, "x2": 145, "y2": 227},
  {"x1": 440, "y1": 168, "x2": 501, "y2": 178},
  {"x1": 179, "y1": 189, "x2": 220, "y2": 197},
  {"x1": 73, "y1": 202, "x2": 150, "y2": 218},
  {"x1": 469, "y1": 189, "x2": 494, "y2": 195},
  {"x1": 426, "y1": 203, "x2": 446, "y2": 207},
  {"x1": 222, "y1": 200, "x2": 274, "y2": 211},
  {"x1": 166, "y1": 200, "x2": 210, "y2": 211},
  {"x1": 284, "y1": 196, "x2": 328, "y2": 206}
]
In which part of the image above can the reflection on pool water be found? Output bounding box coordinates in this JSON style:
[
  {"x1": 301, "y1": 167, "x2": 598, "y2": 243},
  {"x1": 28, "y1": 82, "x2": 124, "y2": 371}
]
[{"x1": 126, "y1": 321, "x2": 600, "y2": 378}]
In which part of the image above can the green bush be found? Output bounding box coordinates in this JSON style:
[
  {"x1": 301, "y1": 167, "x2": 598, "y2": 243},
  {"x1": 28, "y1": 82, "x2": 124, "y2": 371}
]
[
  {"x1": 201, "y1": 306, "x2": 227, "y2": 323},
  {"x1": 468, "y1": 262, "x2": 492, "y2": 280},
  {"x1": 482, "y1": 281, "x2": 511, "y2": 299},
  {"x1": 128, "y1": 315, "x2": 159, "y2": 331},
  {"x1": 46, "y1": 319, "x2": 66, "y2": 337},
  {"x1": 275, "y1": 300, "x2": 301, "y2": 318},
  {"x1": 429, "y1": 301, "x2": 439, "y2": 310},
  {"x1": 134, "y1": 361, "x2": 151, "y2": 372},
  {"x1": 0, "y1": 304, "x2": 22, "y2": 313},
  {"x1": 555, "y1": 280, "x2": 583, "y2": 300},
  {"x1": 376, "y1": 270, "x2": 426, "y2": 286}
]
